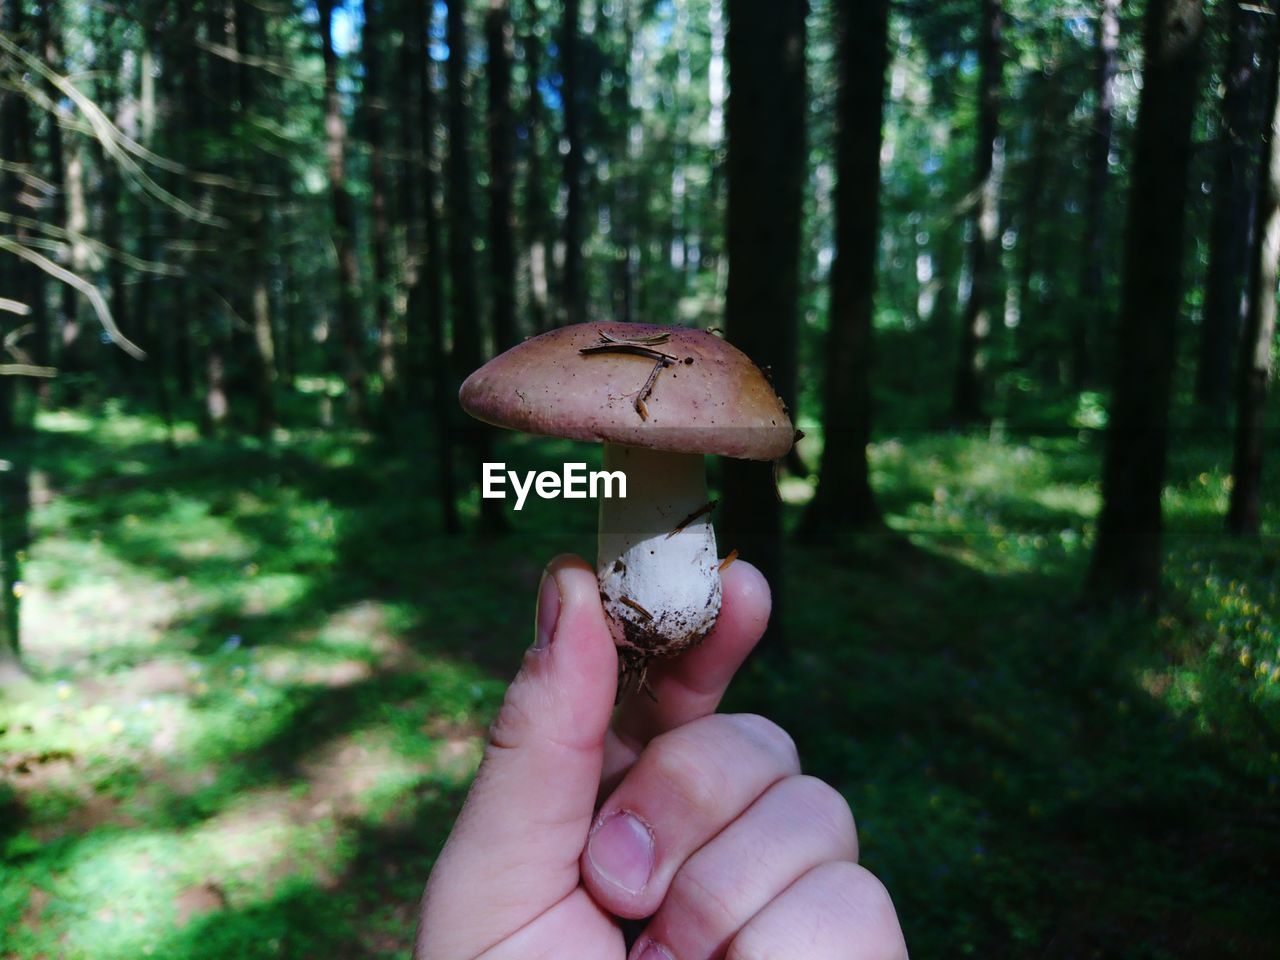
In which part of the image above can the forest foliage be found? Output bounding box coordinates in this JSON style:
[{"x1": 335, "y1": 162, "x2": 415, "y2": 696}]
[{"x1": 1, "y1": 0, "x2": 1279, "y2": 956}]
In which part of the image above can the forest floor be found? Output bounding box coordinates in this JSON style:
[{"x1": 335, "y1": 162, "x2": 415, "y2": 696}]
[{"x1": 1, "y1": 399, "x2": 1278, "y2": 959}]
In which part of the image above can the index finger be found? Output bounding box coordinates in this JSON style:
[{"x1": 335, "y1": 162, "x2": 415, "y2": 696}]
[{"x1": 601, "y1": 559, "x2": 772, "y2": 789}]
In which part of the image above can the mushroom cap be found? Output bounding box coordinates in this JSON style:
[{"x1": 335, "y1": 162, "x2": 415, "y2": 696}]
[{"x1": 459, "y1": 322, "x2": 794, "y2": 460}]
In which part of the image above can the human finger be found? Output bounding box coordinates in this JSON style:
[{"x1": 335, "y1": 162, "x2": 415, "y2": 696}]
[
  {"x1": 632, "y1": 774, "x2": 858, "y2": 960},
  {"x1": 603, "y1": 560, "x2": 770, "y2": 790},
  {"x1": 416, "y1": 555, "x2": 618, "y2": 960},
  {"x1": 720, "y1": 861, "x2": 907, "y2": 960},
  {"x1": 582, "y1": 712, "x2": 800, "y2": 920}
]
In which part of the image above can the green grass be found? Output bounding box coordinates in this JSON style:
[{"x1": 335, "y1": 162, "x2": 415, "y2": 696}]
[{"x1": 2, "y1": 402, "x2": 1277, "y2": 958}]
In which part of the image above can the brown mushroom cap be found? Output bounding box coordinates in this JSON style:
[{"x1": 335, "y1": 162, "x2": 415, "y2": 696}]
[{"x1": 459, "y1": 322, "x2": 794, "y2": 460}]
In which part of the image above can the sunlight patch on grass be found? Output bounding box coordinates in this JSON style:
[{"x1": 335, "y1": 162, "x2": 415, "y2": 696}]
[{"x1": 1031, "y1": 483, "x2": 1098, "y2": 518}]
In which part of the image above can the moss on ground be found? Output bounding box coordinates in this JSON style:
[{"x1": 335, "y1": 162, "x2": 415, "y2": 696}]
[{"x1": 1, "y1": 404, "x2": 1276, "y2": 958}]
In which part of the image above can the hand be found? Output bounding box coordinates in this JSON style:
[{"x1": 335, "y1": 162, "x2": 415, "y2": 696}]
[{"x1": 414, "y1": 555, "x2": 907, "y2": 960}]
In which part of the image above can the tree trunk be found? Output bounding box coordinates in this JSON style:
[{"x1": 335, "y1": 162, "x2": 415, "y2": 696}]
[
  {"x1": 524, "y1": 29, "x2": 553, "y2": 332},
  {"x1": 1074, "y1": 0, "x2": 1119, "y2": 389},
  {"x1": 722, "y1": 0, "x2": 807, "y2": 651},
  {"x1": 0, "y1": 0, "x2": 37, "y2": 671},
  {"x1": 1013, "y1": 60, "x2": 1055, "y2": 367},
  {"x1": 522, "y1": 27, "x2": 553, "y2": 334},
  {"x1": 800, "y1": 0, "x2": 889, "y2": 539},
  {"x1": 446, "y1": 0, "x2": 505, "y2": 533},
  {"x1": 317, "y1": 0, "x2": 368, "y2": 422},
  {"x1": 235, "y1": 0, "x2": 277, "y2": 438},
  {"x1": 1198, "y1": 0, "x2": 1270, "y2": 419},
  {"x1": 0, "y1": 452, "x2": 30, "y2": 673},
  {"x1": 400, "y1": 0, "x2": 427, "y2": 393},
  {"x1": 394, "y1": 0, "x2": 418, "y2": 398},
  {"x1": 446, "y1": 0, "x2": 483, "y2": 373},
  {"x1": 408, "y1": 0, "x2": 460, "y2": 534},
  {"x1": 201, "y1": 2, "x2": 235, "y2": 435},
  {"x1": 2, "y1": 0, "x2": 43, "y2": 358},
  {"x1": 561, "y1": 0, "x2": 586, "y2": 325},
  {"x1": 1228, "y1": 10, "x2": 1280, "y2": 536},
  {"x1": 364, "y1": 0, "x2": 397, "y2": 403},
  {"x1": 486, "y1": 0, "x2": 517, "y2": 352},
  {"x1": 29, "y1": 0, "x2": 57, "y2": 399},
  {"x1": 1087, "y1": 0, "x2": 1206, "y2": 603},
  {"x1": 953, "y1": 0, "x2": 1003, "y2": 423}
]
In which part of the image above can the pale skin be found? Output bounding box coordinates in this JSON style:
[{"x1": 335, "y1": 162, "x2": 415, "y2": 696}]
[{"x1": 414, "y1": 555, "x2": 908, "y2": 960}]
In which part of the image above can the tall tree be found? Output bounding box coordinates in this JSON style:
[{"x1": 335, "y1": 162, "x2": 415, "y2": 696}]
[
  {"x1": 722, "y1": 0, "x2": 807, "y2": 649},
  {"x1": 1087, "y1": 0, "x2": 1206, "y2": 602},
  {"x1": 317, "y1": 0, "x2": 369, "y2": 421},
  {"x1": 486, "y1": 0, "x2": 517, "y2": 352},
  {"x1": 405, "y1": 0, "x2": 460, "y2": 533},
  {"x1": 522, "y1": 24, "x2": 553, "y2": 334},
  {"x1": 1228, "y1": 8, "x2": 1280, "y2": 537},
  {"x1": 0, "y1": 0, "x2": 37, "y2": 674},
  {"x1": 92, "y1": 17, "x2": 131, "y2": 391},
  {"x1": 952, "y1": 0, "x2": 1004, "y2": 422},
  {"x1": 364, "y1": 0, "x2": 397, "y2": 402},
  {"x1": 235, "y1": 0, "x2": 278, "y2": 437},
  {"x1": 447, "y1": 0, "x2": 505, "y2": 532},
  {"x1": 1012, "y1": 44, "x2": 1067, "y2": 368},
  {"x1": 200, "y1": 2, "x2": 234, "y2": 432},
  {"x1": 1, "y1": 0, "x2": 43, "y2": 401},
  {"x1": 1076, "y1": 0, "x2": 1119, "y2": 387},
  {"x1": 561, "y1": 0, "x2": 586, "y2": 325},
  {"x1": 800, "y1": 0, "x2": 890, "y2": 538},
  {"x1": 447, "y1": 0, "x2": 483, "y2": 374},
  {"x1": 37, "y1": 0, "x2": 76, "y2": 389},
  {"x1": 0, "y1": 436, "x2": 28, "y2": 676},
  {"x1": 1197, "y1": 0, "x2": 1270, "y2": 419}
]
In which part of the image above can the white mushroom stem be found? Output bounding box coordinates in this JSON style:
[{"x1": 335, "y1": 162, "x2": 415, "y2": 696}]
[{"x1": 597, "y1": 443, "x2": 722, "y2": 683}]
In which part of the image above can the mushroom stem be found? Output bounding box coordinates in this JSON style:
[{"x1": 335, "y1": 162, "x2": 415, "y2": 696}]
[{"x1": 597, "y1": 443, "x2": 722, "y2": 693}]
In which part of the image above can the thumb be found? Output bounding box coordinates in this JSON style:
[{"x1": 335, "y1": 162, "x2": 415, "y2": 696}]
[{"x1": 417, "y1": 555, "x2": 618, "y2": 958}]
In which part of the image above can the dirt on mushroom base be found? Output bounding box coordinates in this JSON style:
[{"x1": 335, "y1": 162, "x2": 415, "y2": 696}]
[{"x1": 608, "y1": 577, "x2": 721, "y2": 699}]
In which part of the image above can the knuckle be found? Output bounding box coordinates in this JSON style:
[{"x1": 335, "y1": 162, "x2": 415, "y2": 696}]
[
  {"x1": 668, "y1": 862, "x2": 742, "y2": 938},
  {"x1": 486, "y1": 686, "x2": 536, "y2": 754},
  {"x1": 828, "y1": 863, "x2": 906, "y2": 954},
  {"x1": 726, "y1": 928, "x2": 774, "y2": 960},
  {"x1": 646, "y1": 732, "x2": 729, "y2": 818},
  {"x1": 728, "y1": 863, "x2": 906, "y2": 960},
  {"x1": 724, "y1": 713, "x2": 800, "y2": 771},
  {"x1": 854, "y1": 867, "x2": 901, "y2": 926},
  {"x1": 786, "y1": 775, "x2": 858, "y2": 857}
]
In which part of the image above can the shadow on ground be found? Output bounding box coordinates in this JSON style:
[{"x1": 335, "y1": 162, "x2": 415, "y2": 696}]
[{"x1": 2, "y1": 409, "x2": 1278, "y2": 958}]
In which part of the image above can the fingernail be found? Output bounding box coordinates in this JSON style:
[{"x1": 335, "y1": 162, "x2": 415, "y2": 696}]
[
  {"x1": 587, "y1": 810, "x2": 654, "y2": 894},
  {"x1": 634, "y1": 942, "x2": 675, "y2": 960},
  {"x1": 634, "y1": 940, "x2": 673, "y2": 960},
  {"x1": 533, "y1": 567, "x2": 560, "y2": 649}
]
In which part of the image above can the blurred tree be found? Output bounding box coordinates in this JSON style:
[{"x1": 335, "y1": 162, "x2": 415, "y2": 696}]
[
  {"x1": 487, "y1": 0, "x2": 517, "y2": 352},
  {"x1": 404, "y1": 0, "x2": 460, "y2": 533},
  {"x1": 364, "y1": 0, "x2": 398, "y2": 404},
  {"x1": 317, "y1": 0, "x2": 369, "y2": 422},
  {"x1": 952, "y1": 0, "x2": 1003, "y2": 423},
  {"x1": 721, "y1": 0, "x2": 807, "y2": 649},
  {"x1": 234, "y1": 0, "x2": 279, "y2": 438},
  {"x1": 800, "y1": 0, "x2": 890, "y2": 539},
  {"x1": 561, "y1": 0, "x2": 585, "y2": 325},
  {"x1": 1088, "y1": 0, "x2": 1206, "y2": 602},
  {"x1": 0, "y1": 0, "x2": 39, "y2": 673},
  {"x1": 1076, "y1": 0, "x2": 1119, "y2": 388},
  {"x1": 521, "y1": 18, "x2": 554, "y2": 335},
  {"x1": 1197, "y1": 0, "x2": 1271, "y2": 421},
  {"x1": 1228, "y1": 4, "x2": 1280, "y2": 537},
  {"x1": 447, "y1": 0, "x2": 506, "y2": 533}
]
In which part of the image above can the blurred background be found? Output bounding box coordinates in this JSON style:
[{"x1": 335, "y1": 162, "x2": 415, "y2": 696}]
[{"x1": 1, "y1": 0, "x2": 1278, "y2": 956}]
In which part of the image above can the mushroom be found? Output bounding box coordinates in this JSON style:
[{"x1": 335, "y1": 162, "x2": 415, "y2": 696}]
[{"x1": 459, "y1": 322, "x2": 793, "y2": 696}]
